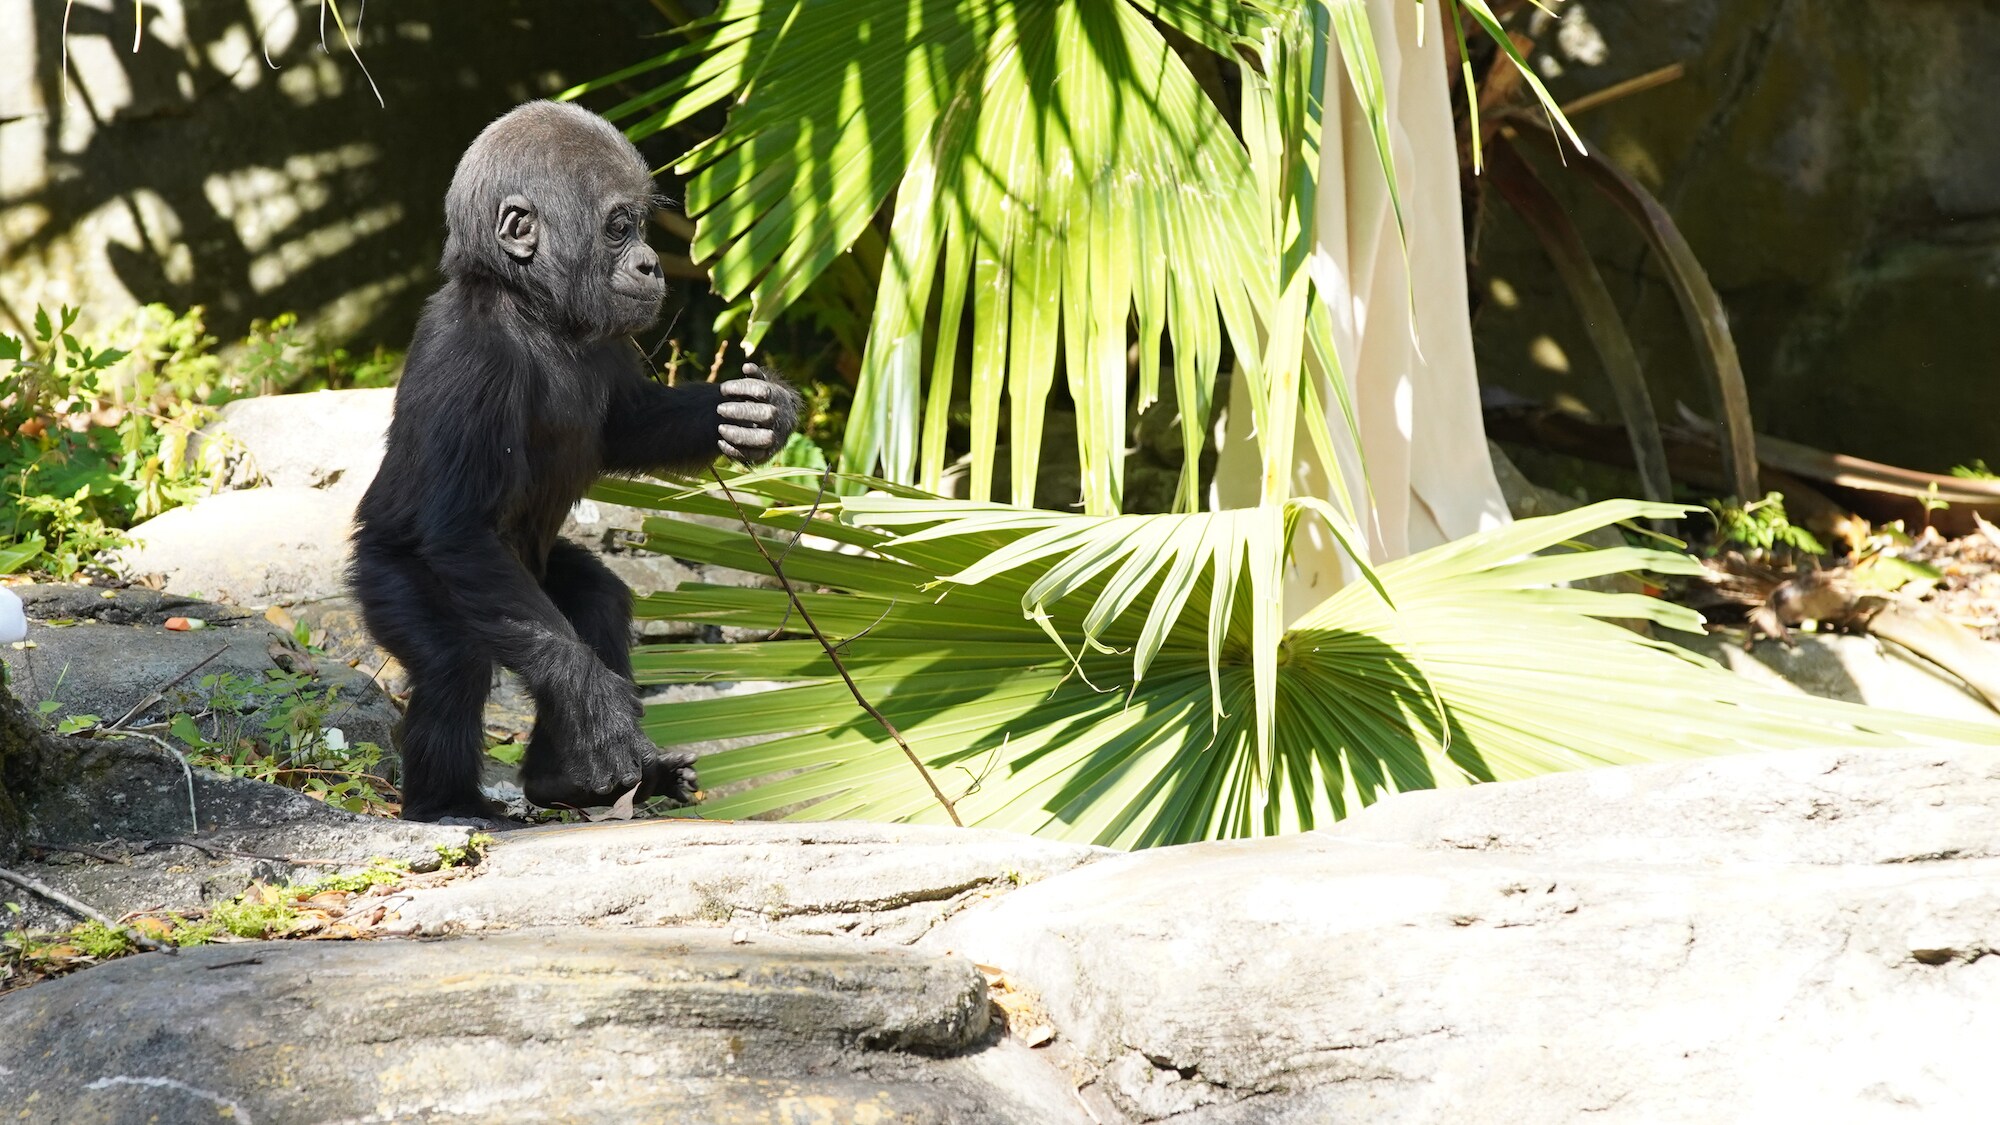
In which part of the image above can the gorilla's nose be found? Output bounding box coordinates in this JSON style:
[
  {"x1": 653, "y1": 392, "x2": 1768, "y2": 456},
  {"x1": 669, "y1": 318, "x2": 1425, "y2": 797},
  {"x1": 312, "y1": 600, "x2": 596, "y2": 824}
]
[{"x1": 636, "y1": 250, "x2": 662, "y2": 279}]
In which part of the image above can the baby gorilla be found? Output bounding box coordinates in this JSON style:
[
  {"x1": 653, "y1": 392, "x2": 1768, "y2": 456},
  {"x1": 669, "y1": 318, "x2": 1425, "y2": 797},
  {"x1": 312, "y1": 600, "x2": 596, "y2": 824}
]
[{"x1": 350, "y1": 101, "x2": 800, "y2": 823}]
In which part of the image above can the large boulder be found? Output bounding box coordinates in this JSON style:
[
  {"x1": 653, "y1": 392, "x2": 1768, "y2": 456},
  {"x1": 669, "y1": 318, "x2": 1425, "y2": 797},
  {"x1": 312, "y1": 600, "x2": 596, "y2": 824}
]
[
  {"x1": 115, "y1": 487, "x2": 357, "y2": 606},
  {"x1": 0, "y1": 584, "x2": 399, "y2": 757},
  {"x1": 926, "y1": 746, "x2": 2000, "y2": 1122},
  {"x1": 391, "y1": 820, "x2": 1108, "y2": 943},
  {"x1": 0, "y1": 930, "x2": 1089, "y2": 1125},
  {"x1": 17, "y1": 747, "x2": 2000, "y2": 1121},
  {"x1": 201, "y1": 387, "x2": 395, "y2": 495}
]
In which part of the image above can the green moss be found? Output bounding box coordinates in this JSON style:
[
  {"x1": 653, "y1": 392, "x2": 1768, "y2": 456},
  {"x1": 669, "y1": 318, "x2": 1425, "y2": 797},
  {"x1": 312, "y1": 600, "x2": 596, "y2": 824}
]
[{"x1": 208, "y1": 896, "x2": 300, "y2": 939}]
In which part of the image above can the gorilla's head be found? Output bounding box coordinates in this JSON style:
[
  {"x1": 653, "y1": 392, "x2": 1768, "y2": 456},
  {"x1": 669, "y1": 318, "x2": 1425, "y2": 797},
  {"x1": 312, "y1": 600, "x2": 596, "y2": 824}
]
[{"x1": 443, "y1": 101, "x2": 666, "y2": 340}]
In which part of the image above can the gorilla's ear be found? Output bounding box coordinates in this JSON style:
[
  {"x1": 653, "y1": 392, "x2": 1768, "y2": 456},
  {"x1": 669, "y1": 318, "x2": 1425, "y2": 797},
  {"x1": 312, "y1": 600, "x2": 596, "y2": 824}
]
[{"x1": 496, "y1": 194, "x2": 539, "y2": 262}]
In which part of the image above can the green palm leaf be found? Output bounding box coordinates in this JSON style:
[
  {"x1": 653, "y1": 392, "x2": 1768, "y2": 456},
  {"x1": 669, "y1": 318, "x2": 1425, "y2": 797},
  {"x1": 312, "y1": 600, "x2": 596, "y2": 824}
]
[
  {"x1": 566, "y1": 2, "x2": 1585, "y2": 501},
  {"x1": 613, "y1": 477, "x2": 2000, "y2": 849}
]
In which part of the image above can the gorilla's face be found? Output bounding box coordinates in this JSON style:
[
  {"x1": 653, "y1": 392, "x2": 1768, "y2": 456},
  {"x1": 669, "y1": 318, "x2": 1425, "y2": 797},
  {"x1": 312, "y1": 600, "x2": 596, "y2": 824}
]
[
  {"x1": 598, "y1": 199, "x2": 666, "y2": 335},
  {"x1": 444, "y1": 102, "x2": 668, "y2": 341}
]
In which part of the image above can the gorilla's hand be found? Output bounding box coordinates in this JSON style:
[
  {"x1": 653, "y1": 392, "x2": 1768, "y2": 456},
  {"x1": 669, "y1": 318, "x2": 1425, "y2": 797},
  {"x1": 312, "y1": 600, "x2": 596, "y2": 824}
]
[{"x1": 716, "y1": 363, "x2": 802, "y2": 464}]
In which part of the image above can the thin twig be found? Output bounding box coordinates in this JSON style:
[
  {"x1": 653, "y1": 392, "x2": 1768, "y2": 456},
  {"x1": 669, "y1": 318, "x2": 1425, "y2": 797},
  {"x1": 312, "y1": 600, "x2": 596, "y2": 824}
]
[
  {"x1": 107, "y1": 643, "x2": 230, "y2": 731},
  {"x1": 26, "y1": 840, "x2": 130, "y2": 865},
  {"x1": 767, "y1": 472, "x2": 832, "y2": 638},
  {"x1": 0, "y1": 865, "x2": 175, "y2": 953},
  {"x1": 831, "y1": 597, "x2": 897, "y2": 653},
  {"x1": 709, "y1": 469, "x2": 963, "y2": 826},
  {"x1": 92, "y1": 728, "x2": 199, "y2": 833},
  {"x1": 145, "y1": 838, "x2": 344, "y2": 868}
]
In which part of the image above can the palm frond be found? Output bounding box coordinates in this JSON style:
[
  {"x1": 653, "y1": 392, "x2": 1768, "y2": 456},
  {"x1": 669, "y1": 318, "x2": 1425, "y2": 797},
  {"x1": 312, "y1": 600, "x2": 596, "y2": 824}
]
[{"x1": 612, "y1": 477, "x2": 2000, "y2": 848}]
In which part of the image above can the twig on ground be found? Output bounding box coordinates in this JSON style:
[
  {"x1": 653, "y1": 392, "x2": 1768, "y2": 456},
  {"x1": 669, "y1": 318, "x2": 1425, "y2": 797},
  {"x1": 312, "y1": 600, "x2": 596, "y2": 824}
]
[
  {"x1": 26, "y1": 841, "x2": 131, "y2": 865},
  {"x1": 145, "y1": 838, "x2": 344, "y2": 868},
  {"x1": 708, "y1": 468, "x2": 964, "y2": 827},
  {"x1": 0, "y1": 865, "x2": 176, "y2": 954},
  {"x1": 91, "y1": 728, "x2": 199, "y2": 833},
  {"x1": 106, "y1": 643, "x2": 229, "y2": 731}
]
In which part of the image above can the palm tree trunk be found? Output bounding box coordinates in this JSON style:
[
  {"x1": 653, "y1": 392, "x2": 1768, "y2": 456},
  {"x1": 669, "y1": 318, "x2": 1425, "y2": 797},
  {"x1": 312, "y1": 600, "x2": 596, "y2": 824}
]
[{"x1": 1214, "y1": 0, "x2": 1509, "y2": 623}]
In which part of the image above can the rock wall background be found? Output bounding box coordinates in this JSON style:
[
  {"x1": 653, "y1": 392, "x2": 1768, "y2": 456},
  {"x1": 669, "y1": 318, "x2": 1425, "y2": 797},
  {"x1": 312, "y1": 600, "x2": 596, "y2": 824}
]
[
  {"x1": 4, "y1": 0, "x2": 1995, "y2": 471},
  {"x1": 1476, "y1": 0, "x2": 2000, "y2": 472},
  {"x1": 0, "y1": 0, "x2": 659, "y2": 347}
]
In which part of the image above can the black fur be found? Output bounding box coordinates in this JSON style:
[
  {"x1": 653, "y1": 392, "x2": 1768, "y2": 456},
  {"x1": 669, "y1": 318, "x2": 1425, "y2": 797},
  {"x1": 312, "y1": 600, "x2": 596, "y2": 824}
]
[{"x1": 351, "y1": 102, "x2": 799, "y2": 822}]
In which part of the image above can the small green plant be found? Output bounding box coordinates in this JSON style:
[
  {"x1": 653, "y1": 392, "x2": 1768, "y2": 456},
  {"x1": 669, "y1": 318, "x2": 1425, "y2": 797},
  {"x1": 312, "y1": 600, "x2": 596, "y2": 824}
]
[
  {"x1": 1951, "y1": 460, "x2": 1999, "y2": 481},
  {"x1": 433, "y1": 834, "x2": 495, "y2": 870},
  {"x1": 0, "y1": 303, "x2": 404, "y2": 577},
  {"x1": 68, "y1": 920, "x2": 135, "y2": 958},
  {"x1": 237, "y1": 312, "x2": 401, "y2": 394},
  {"x1": 209, "y1": 892, "x2": 301, "y2": 939},
  {"x1": 166, "y1": 669, "x2": 396, "y2": 815},
  {"x1": 14, "y1": 486, "x2": 129, "y2": 579},
  {"x1": 295, "y1": 859, "x2": 410, "y2": 895},
  {"x1": 1704, "y1": 492, "x2": 1827, "y2": 559}
]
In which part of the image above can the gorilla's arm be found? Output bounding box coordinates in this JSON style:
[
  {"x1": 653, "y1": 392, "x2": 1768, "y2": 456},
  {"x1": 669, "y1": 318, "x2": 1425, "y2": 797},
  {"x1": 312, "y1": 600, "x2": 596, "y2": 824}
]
[{"x1": 600, "y1": 362, "x2": 801, "y2": 473}]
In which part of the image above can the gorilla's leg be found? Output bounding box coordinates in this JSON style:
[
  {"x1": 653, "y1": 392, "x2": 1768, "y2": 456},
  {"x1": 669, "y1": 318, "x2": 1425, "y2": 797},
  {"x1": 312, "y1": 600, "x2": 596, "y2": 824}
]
[
  {"x1": 542, "y1": 539, "x2": 634, "y2": 680},
  {"x1": 523, "y1": 541, "x2": 697, "y2": 810},
  {"x1": 352, "y1": 545, "x2": 497, "y2": 822}
]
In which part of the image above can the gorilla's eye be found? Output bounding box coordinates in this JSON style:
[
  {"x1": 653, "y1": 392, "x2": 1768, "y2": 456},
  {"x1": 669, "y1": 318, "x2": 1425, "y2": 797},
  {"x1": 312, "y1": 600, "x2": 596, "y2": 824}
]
[{"x1": 606, "y1": 213, "x2": 634, "y2": 242}]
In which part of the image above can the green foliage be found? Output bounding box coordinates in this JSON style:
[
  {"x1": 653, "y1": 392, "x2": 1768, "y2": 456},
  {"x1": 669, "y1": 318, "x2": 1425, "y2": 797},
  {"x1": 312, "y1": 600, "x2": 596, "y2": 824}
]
[
  {"x1": 160, "y1": 915, "x2": 223, "y2": 947},
  {"x1": 0, "y1": 305, "x2": 140, "y2": 574},
  {"x1": 208, "y1": 894, "x2": 301, "y2": 939},
  {"x1": 235, "y1": 312, "x2": 401, "y2": 394},
  {"x1": 68, "y1": 920, "x2": 134, "y2": 958},
  {"x1": 166, "y1": 670, "x2": 396, "y2": 815},
  {"x1": 1951, "y1": 460, "x2": 1998, "y2": 481},
  {"x1": 14, "y1": 486, "x2": 130, "y2": 579},
  {"x1": 1704, "y1": 493, "x2": 1827, "y2": 558},
  {"x1": 433, "y1": 834, "x2": 495, "y2": 870},
  {"x1": 572, "y1": 0, "x2": 1581, "y2": 508},
  {"x1": 295, "y1": 859, "x2": 410, "y2": 895},
  {"x1": 0, "y1": 304, "x2": 403, "y2": 577},
  {"x1": 609, "y1": 475, "x2": 2000, "y2": 848}
]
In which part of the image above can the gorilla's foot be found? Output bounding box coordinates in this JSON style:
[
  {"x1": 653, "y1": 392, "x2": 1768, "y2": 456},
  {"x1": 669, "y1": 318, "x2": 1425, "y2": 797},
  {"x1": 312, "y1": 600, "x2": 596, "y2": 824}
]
[{"x1": 522, "y1": 750, "x2": 699, "y2": 812}]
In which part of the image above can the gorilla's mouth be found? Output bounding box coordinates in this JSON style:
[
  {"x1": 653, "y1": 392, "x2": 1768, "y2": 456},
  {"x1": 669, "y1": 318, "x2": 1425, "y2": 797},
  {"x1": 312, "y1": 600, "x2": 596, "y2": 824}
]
[{"x1": 611, "y1": 280, "x2": 665, "y2": 305}]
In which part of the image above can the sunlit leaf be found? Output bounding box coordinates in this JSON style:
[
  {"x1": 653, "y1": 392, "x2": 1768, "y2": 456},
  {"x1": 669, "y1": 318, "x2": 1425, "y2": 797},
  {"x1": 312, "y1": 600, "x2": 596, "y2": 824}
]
[{"x1": 620, "y1": 479, "x2": 2000, "y2": 848}]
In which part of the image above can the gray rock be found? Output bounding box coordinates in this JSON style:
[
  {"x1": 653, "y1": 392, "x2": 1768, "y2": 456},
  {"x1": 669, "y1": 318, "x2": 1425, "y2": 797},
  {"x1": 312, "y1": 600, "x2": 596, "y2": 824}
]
[
  {"x1": 395, "y1": 819, "x2": 1109, "y2": 943},
  {"x1": 200, "y1": 387, "x2": 395, "y2": 495},
  {"x1": 0, "y1": 928, "x2": 1090, "y2": 1124},
  {"x1": 926, "y1": 747, "x2": 2000, "y2": 1122},
  {"x1": 14, "y1": 734, "x2": 472, "y2": 929},
  {"x1": 115, "y1": 487, "x2": 357, "y2": 606},
  {"x1": 1674, "y1": 628, "x2": 1999, "y2": 723},
  {"x1": 0, "y1": 584, "x2": 398, "y2": 757},
  {"x1": 1473, "y1": 0, "x2": 2000, "y2": 472}
]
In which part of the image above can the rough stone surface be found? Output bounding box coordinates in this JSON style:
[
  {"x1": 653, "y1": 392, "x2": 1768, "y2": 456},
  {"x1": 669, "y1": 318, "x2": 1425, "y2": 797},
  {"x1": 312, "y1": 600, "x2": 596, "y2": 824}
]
[
  {"x1": 200, "y1": 387, "x2": 395, "y2": 495},
  {"x1": 0, "y1": 584, "x2": 398, "y2": 755},
  {"x1": 0, "y1": 929, "x2": 1090, "y2": 1125},
  {"x1": 395, "y1": 820, "x2": 1110, "y2": 943},
  {"x1": 1475, "y1": 0, "x2": 2000, "y2": 471},
  {"x1": 927, "y1": 747, "x2": 2000, "y2": 1123},
  {"x1": 1675, "y1": 629, "x2": 1999, "y2": 723},
  {"x1": 0, "y1": 0, "x2": 664, "y2": 349},
  {"x1": 115, "y1": 487, "x2": 358, "y2": 606},
  {"x1": 13, "y1": 735, "x2": 471, "y2": 929},
  {"x1": 16, "y1": 749, "x2": 2000, "y2": 1120}
]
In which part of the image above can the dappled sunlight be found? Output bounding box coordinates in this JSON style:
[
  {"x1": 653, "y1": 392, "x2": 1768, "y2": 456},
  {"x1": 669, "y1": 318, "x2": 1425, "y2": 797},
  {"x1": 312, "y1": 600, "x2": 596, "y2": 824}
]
[{"x1": 0, "y1": 1, "x2": 653, "y2": 344}]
